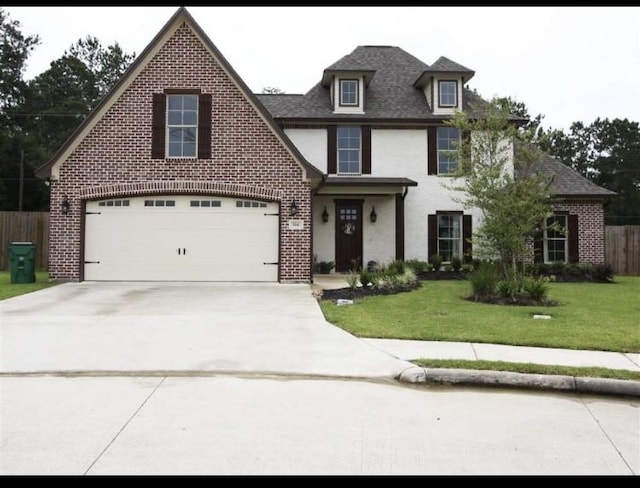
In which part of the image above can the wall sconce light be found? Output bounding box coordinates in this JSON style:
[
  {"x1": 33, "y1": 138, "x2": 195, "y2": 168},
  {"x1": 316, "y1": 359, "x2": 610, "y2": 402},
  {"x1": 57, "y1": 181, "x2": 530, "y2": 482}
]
[
  {"x1": 61, "y1": 196, "x2": 71, "y2": 215},
  {"x1": 370, "y1": 206, "x2": 377, "y2": 223},
  {"x1": 289, "y1": 198, "x2": 299, "y2": 217},
  {"x1": 322, "y1": 206, "x2": 329, "y2": 223}
]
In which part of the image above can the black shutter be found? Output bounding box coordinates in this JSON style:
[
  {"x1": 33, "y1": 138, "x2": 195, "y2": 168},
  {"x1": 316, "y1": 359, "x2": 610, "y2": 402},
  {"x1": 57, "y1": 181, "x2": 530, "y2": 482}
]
[
  {"x1": 327, "y1": 125, "x2": 337, "y2": 174},
  {"x1": 198, "y1": 94, "x2": 212, "y2": 159},
  {"x1": 568, "y1": 214, "x2": 579, "y2": 263},
  {"x1": 428, "y1": 214, "x2": 437, "y2": 259},
  {"x1": 463, "y1": 214, "x2": 472, "y2": 263},
  {"x1": 427, "y1": 126, "x2": 437, "y2": 175},
  {"x1": 151, "y1": 94, "x2": 166, "y2": 159},
  {"x1": 533, "y1": 228, "x2": 544, "y2": 263},
  {"x1": 361, "y1": 126, "x2": 371, "y2": 174}
]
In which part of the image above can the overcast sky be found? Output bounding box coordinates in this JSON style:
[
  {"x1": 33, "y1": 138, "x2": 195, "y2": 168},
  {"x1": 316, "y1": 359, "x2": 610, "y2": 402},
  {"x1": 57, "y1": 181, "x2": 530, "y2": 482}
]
[{"x1": 5, "y1": 6, "x2": 639, "y2": 132}]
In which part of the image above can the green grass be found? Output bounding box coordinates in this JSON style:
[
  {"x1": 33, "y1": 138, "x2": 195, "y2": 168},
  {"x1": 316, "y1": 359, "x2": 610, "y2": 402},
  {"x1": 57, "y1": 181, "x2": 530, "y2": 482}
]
[
  {"x1": 0, "y1": 271, "x2": 57, "y2": 300},
  {"x1": 415, "y1": 359, "x2": 640, "y2": 381},
  {"x1": 320, "y1": 276, "x2": 640, "y2": 353}
]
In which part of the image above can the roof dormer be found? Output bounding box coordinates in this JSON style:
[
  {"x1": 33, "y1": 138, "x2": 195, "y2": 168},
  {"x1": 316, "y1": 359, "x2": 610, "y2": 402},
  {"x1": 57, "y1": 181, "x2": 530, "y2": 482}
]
[
  {"x1": 321, "y1": 69, "x2": 375, "y2": 114},
  {"x1": 413, "y1": 56, "x2": 474, "y2": 115}
]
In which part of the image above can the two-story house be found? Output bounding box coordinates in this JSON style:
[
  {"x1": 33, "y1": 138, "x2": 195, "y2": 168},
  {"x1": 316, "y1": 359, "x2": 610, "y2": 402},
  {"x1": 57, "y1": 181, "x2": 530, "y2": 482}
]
[{"x1": 37, "y1": 7, "x2": 614, "y2": 282}]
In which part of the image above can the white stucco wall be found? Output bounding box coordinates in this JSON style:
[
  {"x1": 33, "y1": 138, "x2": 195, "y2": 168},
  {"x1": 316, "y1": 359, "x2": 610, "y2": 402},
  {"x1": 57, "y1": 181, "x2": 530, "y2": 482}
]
[
  {"x1": 291, "y1": 127, "x2": 518, "y2": 265},
  {"x1": 284, "y1": 128, "x2": 327, "y2": 172},
  {"x1": 372, "y1": 129, "x2": 483, "y2": 261}
]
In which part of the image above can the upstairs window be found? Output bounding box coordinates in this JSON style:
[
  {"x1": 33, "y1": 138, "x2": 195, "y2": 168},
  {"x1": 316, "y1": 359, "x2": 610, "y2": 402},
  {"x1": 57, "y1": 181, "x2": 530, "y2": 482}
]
[
  {"x1": 167, "y1": 94, "x2": 198, "y2": 158},
  {"x1": 437, "y1": 127, "x2": 461, "y2": 175},
  {"x1": 337, "y1": 126, "x2": 361, "y2": 174},
  {"x1": 340, "y1": 79, "x2": 359, "y2": 106},
  {"x1": 438, "y1": 80, "x2": 457, "y2": 107},
  {"x1": 151, "y1": 91, "x2": 212, "y2": 160}
]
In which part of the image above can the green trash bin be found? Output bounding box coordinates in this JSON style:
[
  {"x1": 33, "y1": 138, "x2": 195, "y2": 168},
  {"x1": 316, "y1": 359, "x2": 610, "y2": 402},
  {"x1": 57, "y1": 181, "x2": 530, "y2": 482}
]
[{"x1": 9, "y1": 241, "x2": 36, "y2": 284}]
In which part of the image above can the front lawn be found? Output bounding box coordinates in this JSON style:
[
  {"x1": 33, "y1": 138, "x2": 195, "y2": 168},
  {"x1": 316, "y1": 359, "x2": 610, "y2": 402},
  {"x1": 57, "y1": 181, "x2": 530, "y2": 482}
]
[
  {"x1": 319, "y1": 276, "x2": 640, "y2": 353},
  {"x1": 0, "y1": 271, "x2": 57, "y2": 300}
]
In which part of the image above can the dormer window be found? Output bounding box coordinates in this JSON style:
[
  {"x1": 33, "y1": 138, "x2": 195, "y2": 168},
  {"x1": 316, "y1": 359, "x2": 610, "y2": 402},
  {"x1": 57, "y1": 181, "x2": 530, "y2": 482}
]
[
  {"x1": 340, "y1": 79, "x2": 359, "y2": 106},
  {"x1": 438, "y1": 80, "x2": 458, "y2": 108}
]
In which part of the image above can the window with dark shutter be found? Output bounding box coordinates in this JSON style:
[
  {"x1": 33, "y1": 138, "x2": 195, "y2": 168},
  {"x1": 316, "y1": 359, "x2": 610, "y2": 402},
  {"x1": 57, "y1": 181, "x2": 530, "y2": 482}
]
[{"x1": 153, "y1": 90, "x2": 211, "y2": 159}]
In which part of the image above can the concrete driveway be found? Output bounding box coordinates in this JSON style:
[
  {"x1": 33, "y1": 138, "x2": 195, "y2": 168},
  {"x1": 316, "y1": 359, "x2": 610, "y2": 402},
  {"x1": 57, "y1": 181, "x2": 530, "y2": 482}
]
[{"x1": 0, "y1": 282, "x2": 412, "y2": 379}]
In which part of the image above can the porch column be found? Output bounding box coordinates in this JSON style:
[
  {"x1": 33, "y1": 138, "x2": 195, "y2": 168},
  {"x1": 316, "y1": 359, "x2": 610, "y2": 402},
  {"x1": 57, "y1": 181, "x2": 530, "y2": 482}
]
[{"x1": 395, "y1": 192, "x2": 404, "y2": 261}]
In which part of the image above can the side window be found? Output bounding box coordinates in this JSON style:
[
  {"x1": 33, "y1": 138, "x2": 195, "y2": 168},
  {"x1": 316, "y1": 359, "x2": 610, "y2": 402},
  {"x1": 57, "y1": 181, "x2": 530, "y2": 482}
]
[{"x1": 544, "y1": 215, "x2": 568, "y2": 263}]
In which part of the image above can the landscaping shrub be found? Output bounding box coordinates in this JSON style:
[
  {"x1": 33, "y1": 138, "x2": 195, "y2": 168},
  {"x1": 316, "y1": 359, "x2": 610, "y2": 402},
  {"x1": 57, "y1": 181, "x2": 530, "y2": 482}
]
[
  {"x1": 592, "y1": 263, "x2": 615, "y2": 282},
  {"x1": 386, "y1": 260, "x2": 406, "y2": 275},
  {"x1": 429, "y1": 254, "x2": 443, "y2": 271},
  {"x1": 405, "y1": 259, "x2": 430, "y2": 274},
  {"x1": 469, "y1": 262, "x2": 498, "y2": 300},
  {"x1": 359, "y1": 268, "x2": 374, "y2": 287},
  {"x1": 497, "y1": 276, "x2": 524, "y2": 302},
  {"x1": 523, "y1": 276, "x2": 550, "y2": 301},
  {"x1": 451, "y1": 256, "x2": 462, "y2": 272},
  {"x1": 346, "y1": 271, "x2": 359, "y2": 290}
]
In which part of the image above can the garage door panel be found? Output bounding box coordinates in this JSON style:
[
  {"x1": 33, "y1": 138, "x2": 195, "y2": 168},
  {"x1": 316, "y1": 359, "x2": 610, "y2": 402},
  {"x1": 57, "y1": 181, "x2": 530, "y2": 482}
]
[{"x1": 84, "y1": 196, "x2": 279, "y2": 281}]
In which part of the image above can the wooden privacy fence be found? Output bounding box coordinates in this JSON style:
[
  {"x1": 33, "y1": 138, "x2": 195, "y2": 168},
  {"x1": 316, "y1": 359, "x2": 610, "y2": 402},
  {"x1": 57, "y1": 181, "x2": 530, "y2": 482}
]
[
  {"x1": 606, "y1": 226, "x2": 640, "y2": 276},
  {"x1": 0, "y1": 211, "x2": 49, "y2": 271}
]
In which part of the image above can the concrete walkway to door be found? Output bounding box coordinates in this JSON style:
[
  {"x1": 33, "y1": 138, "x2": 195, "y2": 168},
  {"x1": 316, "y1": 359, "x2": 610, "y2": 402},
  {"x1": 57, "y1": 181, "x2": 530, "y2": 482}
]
[{"x1": 0, "y1": 282, "x2": 413, "y2": 379}]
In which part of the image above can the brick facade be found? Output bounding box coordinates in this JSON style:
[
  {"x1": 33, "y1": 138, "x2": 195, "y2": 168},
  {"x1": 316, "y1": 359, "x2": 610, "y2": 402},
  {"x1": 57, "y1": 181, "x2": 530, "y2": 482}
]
[
  {"x1": 48, "y1": 24, "x2": 313, "y2": 282},
  {"x1": 552, "y1": 200, "x2": 607, "y2": 264}
]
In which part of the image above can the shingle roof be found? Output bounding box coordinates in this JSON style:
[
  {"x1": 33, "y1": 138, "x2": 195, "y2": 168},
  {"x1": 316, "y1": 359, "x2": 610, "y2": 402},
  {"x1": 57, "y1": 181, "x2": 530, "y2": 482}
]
[
  {"x1": 515, "y1": 144, "x2": 617, "y2": 198},
  {"x1": 257, "y1": 46, "x2": 484, "y2": 121},
  {"x1": 427, "y1": 55, "x2": 474, "y2": 73}
]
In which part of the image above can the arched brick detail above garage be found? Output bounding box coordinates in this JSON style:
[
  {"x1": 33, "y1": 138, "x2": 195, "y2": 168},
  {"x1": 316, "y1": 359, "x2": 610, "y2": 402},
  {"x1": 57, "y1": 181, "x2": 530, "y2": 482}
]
[{"x1": 79, "y1": 181, "x2": 284, "y2": 202}]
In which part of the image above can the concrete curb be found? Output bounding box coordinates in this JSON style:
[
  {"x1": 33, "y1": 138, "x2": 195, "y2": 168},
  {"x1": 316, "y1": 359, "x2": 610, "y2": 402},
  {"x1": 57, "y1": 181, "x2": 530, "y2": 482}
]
[{"x1": 397, "y1": 367, "x2": 640, "y2": 397}]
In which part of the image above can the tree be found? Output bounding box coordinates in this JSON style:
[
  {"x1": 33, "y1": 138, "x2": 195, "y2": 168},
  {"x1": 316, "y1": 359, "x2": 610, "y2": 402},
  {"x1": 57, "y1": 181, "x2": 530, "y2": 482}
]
[
  {"x1": 543, "y1": 118, "x2": 640, "y2": 225},
  {"x1": 446, "y1": 100, "x2": 556, "y2": 278},
  {"x1": 0, "y1": 11, "x2": 136, "y2": 211},
  {"x1": 67, "y1": 36, "x2": 135, "y2": 101},
  {"x1": 261, "y1": 86, "x2": 284, "y2": 94},
  {"x1": 0, "y1": 8, "x2": 39, "y2": 124},
  {"x1": 494, "y1": 95, "x2": 546, "y2": 143},
  {"x1": 0, "y1": 8, "x2": 40, "y2": 210}
]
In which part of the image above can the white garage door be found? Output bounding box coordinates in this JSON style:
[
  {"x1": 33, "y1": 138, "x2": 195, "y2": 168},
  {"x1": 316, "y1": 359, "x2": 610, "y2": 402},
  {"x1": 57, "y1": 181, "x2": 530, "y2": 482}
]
[{"x1": 84, "y1": 195, "x2": 279, "y2": 281}]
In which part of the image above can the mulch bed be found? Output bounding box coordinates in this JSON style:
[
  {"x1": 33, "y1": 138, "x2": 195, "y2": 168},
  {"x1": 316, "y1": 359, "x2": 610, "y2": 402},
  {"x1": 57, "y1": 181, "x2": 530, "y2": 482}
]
[{"x1": 319, "y1": 281, "x2": 421, "y2": 301}]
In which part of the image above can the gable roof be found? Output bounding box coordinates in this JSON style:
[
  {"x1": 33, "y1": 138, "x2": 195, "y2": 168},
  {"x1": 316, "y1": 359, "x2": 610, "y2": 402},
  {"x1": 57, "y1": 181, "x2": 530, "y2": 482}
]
[
  {"x1": 36, "y1": 7, "x2": 322, "y2": 182},
  {"x1": 258, "y1": 46, "x2": 488, "y2": 122},
  {"x1": 515, "y1": 144, "x2": 617, "y2": 199}
]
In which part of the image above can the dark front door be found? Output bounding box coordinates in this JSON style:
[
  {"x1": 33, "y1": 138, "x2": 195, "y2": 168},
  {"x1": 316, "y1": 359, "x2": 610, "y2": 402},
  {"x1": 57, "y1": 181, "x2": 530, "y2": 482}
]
[{"x1": 335, "y1": 200, "x2": 363, "y2": 272}]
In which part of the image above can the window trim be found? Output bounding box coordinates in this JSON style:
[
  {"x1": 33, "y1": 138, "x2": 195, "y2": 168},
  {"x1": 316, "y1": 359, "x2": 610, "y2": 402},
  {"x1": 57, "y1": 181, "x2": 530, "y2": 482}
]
[
  {"x1": 166, "y1": 93, "x2": 199, "y2": 159},
  {"x1": 436, "y1": 126, "x2": 461, "y2": 175},
  {"x1": 336, "y1": 126, "x2": 362, "y2": 175},
  {"x1": 544, "y1": 214, "x2": 568, "y2": 264},
  {"x1": 339, "y1": 79, "x2": 359, "y2": 107},
  {"x1": 438, "y1": 80, "x2": 458, "y2": 108},
  {"x1": 436, "y1": 211, "x2": 463, "y2": 263}
]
